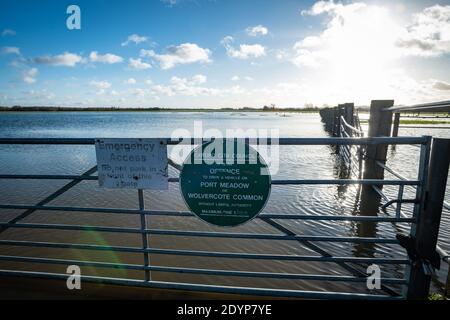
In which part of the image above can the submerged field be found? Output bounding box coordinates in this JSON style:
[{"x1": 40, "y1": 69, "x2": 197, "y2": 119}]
[{"x1": 0, "y1": 111, "x2": 449, "y2": 295}]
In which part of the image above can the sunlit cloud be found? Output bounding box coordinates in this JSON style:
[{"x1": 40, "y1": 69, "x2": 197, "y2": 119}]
[
  {"x1": 128, "y1": 58, "x2": 152, "y2": 70},
  {"x1": 396, "y1": 4, "x2": 450, "y2": 57},
  {"x1": 23, "y1": 68, "x2": 38, "y2": 84},
  {"x1": 90, "y1": 80, "x2": 111, "y2": 89},
  {"x1": 121, "y1": 34, "x2": 148, "y2": 46},
  {"x1": 192, "y1": 74, "x2": 207, "y2": 84},
  {"x1": 433, "y1": 80, "x2": 450, "y2": 91},
  {"x1": 1, "y1": 29, "x2": 16, "y2": 37},
  {"x1": 89, "y1": 51, "x2": 123, "y2": 64},
  {"x1": 221, "y1": 36, "x2": 266, "y2": 59},
  {"x1": 246, "y1": 25, "x2": 268, "y2": 37},
  {"x1": 125, "y1": 78, "x2": 137, "y2": 85},
  {"x1": 1, "y1": 46, "x2": 21, "y2": 55},
  {"x1": 32, "y1": 52, "x2": 83, "y2": 67},
  {"x1": 141, "y1": 43, "x2": 211, "y2": 69}
]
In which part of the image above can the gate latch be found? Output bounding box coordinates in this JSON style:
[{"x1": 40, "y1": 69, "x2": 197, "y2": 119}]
[{"x1": 396, "y1": 233, "x2": 441, "y2": 274}]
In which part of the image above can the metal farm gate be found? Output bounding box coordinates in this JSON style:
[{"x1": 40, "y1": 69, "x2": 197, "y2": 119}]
[{"x1": 0, "y1": 133, "x2": 449, "y2": 300}]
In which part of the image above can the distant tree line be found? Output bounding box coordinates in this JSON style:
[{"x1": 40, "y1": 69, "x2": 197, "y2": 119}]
[{"x1": 0, "y1": 105, "x2": 326, "y2": 112}]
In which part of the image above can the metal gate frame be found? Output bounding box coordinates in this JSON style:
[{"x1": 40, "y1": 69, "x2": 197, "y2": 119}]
[{"x1": 0, "y1": 136, "x2": 447, "y2": 300}]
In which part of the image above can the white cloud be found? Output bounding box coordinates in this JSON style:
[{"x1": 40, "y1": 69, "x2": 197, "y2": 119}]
[
  {"x1": 161, "y1": 0, "x2": 179, "y2": 6},
  {"x1": 33, "y1": 52, "x2": 83, "y2": 67},
  {"x1": 132, "y1": 88, "x2": 146, "y2": 97},
  {"x1": 433, "y1": 80, "x2": 450, "y2": 90},
  {"x1": 246, "y1": 25, "x2": 268, "y2": 37},
  {"x1": 295, "y1": 2, "x2": 450, "y2": 69},
  {"x1": 150, "y1": 75, "x2": 220, "y2": 97},
  {"x1": 221, "y1": 36, "x2": 266, "y2": 59},
  {"x1": 89, "y1": 51, "x2": 123, "y2": 64},
  {"x1": 1, "y1": 29, "x2": 16, "y2": 37},
  {"x1": 275, "y1": 49, "x2": 289, "y2": 60},
  {"x1": 192, "y1": 74, "x2": 207, "y2": 84},
  {"x1": 121, "y1": 34, "x2": 148, "y2": 46},
  {"x1": 125, "y1": 78, "x2": 137, "y2": 85},
  {"x1": 293, "y1": 1, "x2": 402, "y2": 68},
  {"x1": 90, "y1": 80, "x2": 112, "y2": 90},
  {"x1": 141, "y1": 43, "x2": 211, "y2": 69},
  {"x1": 23, "y1": 68, "x2": 38, "y2": 84},
  {"x1": 22, "y1": 89, "x2": 55, "y2": 101},
  {"x1": 396, "y1": 5, "x2": 450, "y2": 57},
  {"x1": 129, "y1": 58, "x2": 152, "y2": 70},
  {"x1": 1, "y1": 46, "x2": 20, "y2": 55},
  {"x1": 231, "y1": 75, "x2": 253, "y2": 81},
  {"x1": 300, "y1": 0, "x2": 362, "y2": 16}
]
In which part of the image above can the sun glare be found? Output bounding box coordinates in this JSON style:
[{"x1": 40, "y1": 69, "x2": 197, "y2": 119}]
[{"x1": 325, "y1": 6, "x2": 404, "y2": 101}]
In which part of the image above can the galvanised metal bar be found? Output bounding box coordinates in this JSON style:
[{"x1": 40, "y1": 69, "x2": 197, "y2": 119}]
[
  {"x1": 0, "y1": 245, "x2": 409, "y2": 263},
  {"x1": 144, "y1": 249, "x2": 409, "y2": 264},
  {"x1": 144, "y1": 229, "x2": 400, "y2": 244},
  {"x1": 138, "y1": 189, "x2": 151, "y2": 282},
  {"x1": 0, "y1": 237, "x2": 411, "y2": 276},
  {"x1": 0, "y1": 222, "x2": 400, "y2": 243},
  {"x1": 0, "y1": 175, "x2": 420, "y2": 186},
  {"x1": 371, "y1": 185, "x2": 410, "y2": 219},
  {"x1": 0, "y1": 174, "x2": 178, "y2": 183},
  {"x1": 0, "y1": 239, "x2": 143, "y2": 253},
  {"x1": 0, "y1": 174, "x2": 98, "y2": 180},
  {"x1": 0, "y1": 204, "x2": 416, "y2": 222},
  {"x1": 0, "y1": 254, "x2": 406, "y2": 284},
  {"x1": 406, "y1": 138, "x2": 450, "y2": 299},
  {"x1": 403, "y1": 136, "x2": 432, "y2": 298},
  {"x1": 396, "y1": 185, "x2": 404, "y2": 219},
  {"x1": 0, "y1": 136, "x2": 430, "y2": 145},
  {"x1": 384, "y1": 100, "x2": 450, "y2": 112},
  {"x1": 0, "y1": 270, "x2": 401, "y2": 300}
]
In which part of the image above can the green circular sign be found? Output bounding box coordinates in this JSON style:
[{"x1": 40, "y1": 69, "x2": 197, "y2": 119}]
[{"x1": 180, "y1": 140, "x2": 271, "y2": 227}]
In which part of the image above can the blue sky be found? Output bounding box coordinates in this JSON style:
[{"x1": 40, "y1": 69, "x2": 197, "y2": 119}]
[{"x1": 1, "y1": 0, "x2": 449, "y2": 108}]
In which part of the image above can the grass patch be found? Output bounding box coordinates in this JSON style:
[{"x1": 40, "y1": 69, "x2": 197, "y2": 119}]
[
  {"x1": 400, "y1": 119, "x2": 450, "y2": 125},
  {"x1": 360, "y1": 119, "x2": 450, "y2": 125},
  {"x1": 429, "y1": 293, "x2": 446, "y2": 300}
]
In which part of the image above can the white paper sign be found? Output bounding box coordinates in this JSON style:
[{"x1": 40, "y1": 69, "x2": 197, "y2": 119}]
[{"x1": 95, "y1": 138, "x2": 168, "y2": 190}]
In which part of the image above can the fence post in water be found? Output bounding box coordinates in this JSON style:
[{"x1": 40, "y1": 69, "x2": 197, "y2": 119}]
[
  {"x1": 343, "y1": 103, "x2": 355, "y2": 127},
  {"x1": 392, "y1": 112, "x2": 400, "y2": 137},
  {"x1": 406, "y1": 138, "x2": 450, "y2": 299},
  {"x1": 362, "y1": 100, "x2": 394, "y2": 187}
]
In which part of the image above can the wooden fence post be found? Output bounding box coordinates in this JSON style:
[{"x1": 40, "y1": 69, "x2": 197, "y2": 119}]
[
  {"x1": 343, "y1": 103, "x2": 355, "y2": 127},
  {"x1": 406, "y1": 138, "x2": 450, "y2": 299},
  {"x1": 362, "y1": 100, "x2": 394, "y2": 186}
]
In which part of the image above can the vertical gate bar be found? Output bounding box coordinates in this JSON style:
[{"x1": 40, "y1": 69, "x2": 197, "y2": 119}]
[
  {"x1": 403, "y1": 137, "x2": 431, "y2": 298},
  {"x1": 396, "y1": 185, "x2": 404, "y2": 219},
  {"x1": 405, "y1": 137, "x2": 450, "y2": 299},
  {"x1": 392, "y1": 113, "x2": 401, "y2": 137},
  {"x1": 138, "y1": 189, "x2": 151, "y2": 281}
]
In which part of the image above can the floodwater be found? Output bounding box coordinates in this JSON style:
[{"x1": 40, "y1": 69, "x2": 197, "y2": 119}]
[{"x1": 0, "y1": 111, "x2": 449, "y2": 296}]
